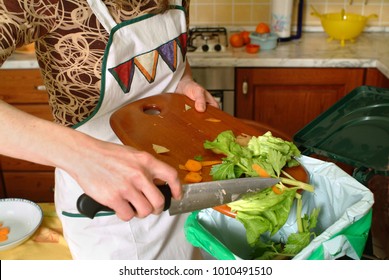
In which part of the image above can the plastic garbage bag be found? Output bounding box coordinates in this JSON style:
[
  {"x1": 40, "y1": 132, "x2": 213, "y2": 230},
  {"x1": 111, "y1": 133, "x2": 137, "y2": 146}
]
[{"x1": 184, "y1": 156, "x2": 374, "y2": 260}]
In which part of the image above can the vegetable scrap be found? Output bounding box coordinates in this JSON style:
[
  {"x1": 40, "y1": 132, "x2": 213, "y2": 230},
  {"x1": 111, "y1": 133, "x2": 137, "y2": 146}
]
[
  {"x1": 203, "y1": 130, "x2": 319, "y2": 259},
  {"x1": 201, "y1": 160, "x2": 222, "y2": 167},
  {"x1": 252, "y1": 163, "x2": 270, "y2": 178},
  {"x1": 33, "y1": 227, "x2": 60, "y2": 243},
  {"x1": 271, "y1": 185, "x2": 284, "y2": 195},
  {"x1": 152, "y1": 144, "x2": 170, "y2": 154},
  {"x1": 205, "y1": 118, "x2": 221, "y2": 123},
  {"x1": 184, "y1": 104, "x2": 192, "y2": 111},
  {"x1": 0, "y1": 222, "x2": 10, "y2": 242},
  {"x1": 204, "y1": 130, "x2": 304, "y2": 180},
  {"x1": 181, "y1": 159, "x2": 203, "y2": 183},
  {"x1": 180, "y1": 158, "x2": 222, "y2": 183},
  {"x1": 184, "y1": 171, "x2": 203, "y2": 183},
  {"x1": 184, "y1": 159, "x2": 202, "y2": 172}
]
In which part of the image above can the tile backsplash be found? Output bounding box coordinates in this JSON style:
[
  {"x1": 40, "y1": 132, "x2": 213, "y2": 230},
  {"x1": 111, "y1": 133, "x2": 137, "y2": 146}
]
[{"x1": 189, "y1": 0, "x2": 389, "y2": 30}]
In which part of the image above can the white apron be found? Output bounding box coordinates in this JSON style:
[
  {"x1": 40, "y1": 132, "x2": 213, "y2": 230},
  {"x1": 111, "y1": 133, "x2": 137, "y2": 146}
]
[{"x1": 54, "y1": 0, "x2": 194, "y2": 259}]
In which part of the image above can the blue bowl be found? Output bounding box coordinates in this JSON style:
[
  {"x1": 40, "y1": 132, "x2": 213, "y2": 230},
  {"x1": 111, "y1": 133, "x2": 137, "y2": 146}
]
[{"x1": 249, "y1": 32, "x2": 278, "y2": 50}]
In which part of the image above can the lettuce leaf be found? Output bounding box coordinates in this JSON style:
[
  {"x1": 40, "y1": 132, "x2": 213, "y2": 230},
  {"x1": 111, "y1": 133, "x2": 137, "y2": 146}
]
[
  {"x1": 203, "y1": 130, "x2": 301, "y2": 180},
  {"x1": 229, "y1": 187, "x2": 297, "y2": 246}
]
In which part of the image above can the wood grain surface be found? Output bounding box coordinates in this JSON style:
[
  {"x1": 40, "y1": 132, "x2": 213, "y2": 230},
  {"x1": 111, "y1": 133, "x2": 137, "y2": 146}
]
[{"x1": 110, "y1": 93, "x2": 289, "y2": 182}]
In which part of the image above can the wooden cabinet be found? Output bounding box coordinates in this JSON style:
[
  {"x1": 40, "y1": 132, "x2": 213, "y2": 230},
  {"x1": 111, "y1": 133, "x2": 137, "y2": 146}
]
[
  {"x1": 0, "y1": 69, "x2": 55, "y2": 202},
  {"x1": 235, "y1": 67, "x2": 368, "y2": 138},
  {"x1": 365, "y1": 68, "x2": 389, "y2": 88},
  {"x1": 0, "y1": 171, "x2": 5, "y2": 198}
]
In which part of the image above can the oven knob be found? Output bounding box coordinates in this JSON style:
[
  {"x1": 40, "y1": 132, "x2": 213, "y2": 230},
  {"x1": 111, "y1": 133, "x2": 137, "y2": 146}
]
[
  {"x1": 202, "y1": 45, "x2": 209, "y2": 52},
  {"x1": 214, "y1": 44, "x2": 222, "y2": 52}
]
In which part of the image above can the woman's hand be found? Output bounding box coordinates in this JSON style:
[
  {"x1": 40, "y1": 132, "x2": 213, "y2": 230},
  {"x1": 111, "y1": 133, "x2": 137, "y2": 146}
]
[
  {"x1": 175, "y1": 62, "x2": 219, "y2": 112},
  {"x1": 177, "y1": 78, "x2": 219, "y2": 112},
  {"x1": 67, "y1": 136, "x2": 182, "y2": 221}
]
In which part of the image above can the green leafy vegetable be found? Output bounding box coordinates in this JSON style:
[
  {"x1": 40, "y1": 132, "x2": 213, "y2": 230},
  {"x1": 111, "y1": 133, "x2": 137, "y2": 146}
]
[
  {"x1": 204, "y1": 130, "x2": 320, "y2": 259},
  {"x1": 204, "y1": 130, "x2": 301, "y2": 179},
  {"x1": 230, "y1": 188, "x2": 297, "y2": 245}
]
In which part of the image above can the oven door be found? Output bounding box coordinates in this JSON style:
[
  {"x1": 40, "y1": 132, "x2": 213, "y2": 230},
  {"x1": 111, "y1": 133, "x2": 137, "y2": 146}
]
[
  {"x1": 191, "y1": 67, "x2": 235, "y2": 116},
  {"x1": 208, "y1": 90, "x2": 234, "y2": 116}
]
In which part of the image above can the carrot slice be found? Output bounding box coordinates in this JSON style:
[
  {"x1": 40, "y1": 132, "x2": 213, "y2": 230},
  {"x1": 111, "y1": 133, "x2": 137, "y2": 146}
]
[
  {"x1": 0, "y1": 234, "x2": 8, "y2": 242},
  {"x1": 184, "y1": 159, "x2": 203, "y2": 172},
  {"x1": 0, "y1": 227, "x2": 10, "y2": 235},
  {"x1": 0, "y1": 224, "x2": 10, "y2": 242},
  {"x1": 272, "y1": 185, "x2": 284, "y2": 195},
  {"x1": 252, "y1": 163, "x2": 271, "y2": 178},
  {"x1": 184, "y1": 172, "x2": 203, "y2": 183},
  {"x1": 201, "y1": 160, "x2": 222, "y2": 167}
]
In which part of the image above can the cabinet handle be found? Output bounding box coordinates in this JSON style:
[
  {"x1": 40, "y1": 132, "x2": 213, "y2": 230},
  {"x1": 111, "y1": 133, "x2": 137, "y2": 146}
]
[
  {"x1": 242, "y1": 81, "x2": 248, "y2": 95},
  {"x1": 35, "y1": 85, "x2": 47, "y2": 91}
]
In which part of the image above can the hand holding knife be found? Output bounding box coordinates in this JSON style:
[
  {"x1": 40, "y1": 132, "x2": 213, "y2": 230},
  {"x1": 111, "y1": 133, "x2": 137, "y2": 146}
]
[{"x1": 77, "y1": 177, "x2": 280, "y2": 219}]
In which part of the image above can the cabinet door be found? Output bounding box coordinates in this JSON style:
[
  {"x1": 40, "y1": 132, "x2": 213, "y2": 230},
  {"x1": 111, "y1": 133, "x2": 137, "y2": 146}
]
[
  {"x1": 3, "y1": 172, "x2": 55, "y2": 202},
  {"x1": 0, "y1": 69, "x2": 48, "y2": 103},
  {"x1": 235, "y1": 68, "x2": 365, "y2": 138},
  {"x1": 365, "y1": 68, "x2": 389, "y2": 88},
  {"x1": 0, "y1": 69, "x2": 55, "y2": 202}
]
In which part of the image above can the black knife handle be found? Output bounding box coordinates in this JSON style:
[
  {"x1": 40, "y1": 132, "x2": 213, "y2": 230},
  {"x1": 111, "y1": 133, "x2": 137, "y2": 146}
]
[{"x1": 76, "y1": 183, "x2": 172, "y2": 219}]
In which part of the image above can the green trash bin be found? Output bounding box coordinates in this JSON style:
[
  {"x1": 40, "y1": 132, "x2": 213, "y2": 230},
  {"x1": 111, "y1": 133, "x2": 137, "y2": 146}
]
[
  {"x1": 185, "y1": 154, "x2": 373, "y2": 260},
  {"x1": 293, "y1": 85, "x2": 389, "y2": 258},
  {"x1": 293, "y1": 85, "x2": 389, "y2": 183}
]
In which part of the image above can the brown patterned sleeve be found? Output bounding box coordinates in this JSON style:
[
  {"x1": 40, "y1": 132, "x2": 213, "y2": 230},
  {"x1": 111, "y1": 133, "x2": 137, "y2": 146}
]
[
  {"x1": 182, "y1": 0, "x2": 190, "y2": 31},
  {"x1": 0, "y1": 0, "x2": 60, "y2": 65}
]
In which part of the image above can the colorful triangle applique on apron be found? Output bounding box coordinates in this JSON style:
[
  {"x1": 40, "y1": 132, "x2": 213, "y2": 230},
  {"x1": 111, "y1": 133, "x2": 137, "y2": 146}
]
[
  {"x1": 108, "y1": 33, "x2": 187, "y2": 94},
  {"x1": 175, "y1": 32, "x2": 188, "y2": 58},
  {"x1": 134, "y1": 50, "x2": 159, "y2": 83},
  {"x1": 108, "y1": 59, "x2": 136, "y2": 93},
  {"x1": 158, "y1": 40, "x2": 178, "y2": 73}
]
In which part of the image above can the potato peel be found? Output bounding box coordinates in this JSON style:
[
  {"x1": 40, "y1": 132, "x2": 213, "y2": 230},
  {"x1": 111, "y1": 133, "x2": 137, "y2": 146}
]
[
  {"x1": 152, "y1": 144, "x2": 170, "y2": 154},
  {"x1": 205, "y1": 118, "x2": 221, "y2": 123}
]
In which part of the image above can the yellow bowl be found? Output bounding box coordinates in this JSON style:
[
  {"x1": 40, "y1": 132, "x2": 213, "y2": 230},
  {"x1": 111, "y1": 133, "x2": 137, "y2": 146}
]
[{"x1": 311, "y1": 7, "x2": 377, "y2": 46}]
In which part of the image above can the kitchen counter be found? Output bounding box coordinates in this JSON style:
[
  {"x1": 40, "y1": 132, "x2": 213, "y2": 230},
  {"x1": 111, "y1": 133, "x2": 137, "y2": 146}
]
[
  {"x1": 188, "y1": 32, "x2": 389, "y2": 79},
  {"x1": 2, "y1": 32, "x2": 389, "y2": 78}
]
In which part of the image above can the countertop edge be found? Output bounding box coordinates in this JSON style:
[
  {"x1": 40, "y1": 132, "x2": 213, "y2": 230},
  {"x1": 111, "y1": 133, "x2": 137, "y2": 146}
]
[{"x1": 2, "y1": 33, "x2": 389, "y2": 78}]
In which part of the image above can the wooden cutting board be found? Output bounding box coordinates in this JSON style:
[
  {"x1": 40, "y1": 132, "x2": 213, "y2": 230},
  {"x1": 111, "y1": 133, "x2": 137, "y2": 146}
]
[{"x1": 110, "y1": 93, "x2": 289, "y2": 183}]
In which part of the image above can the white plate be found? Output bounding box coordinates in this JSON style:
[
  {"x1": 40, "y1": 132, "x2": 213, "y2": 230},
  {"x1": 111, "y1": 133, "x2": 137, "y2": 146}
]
[{"x1": 0, "y1": 198, "x2": 43, "y2": 251}]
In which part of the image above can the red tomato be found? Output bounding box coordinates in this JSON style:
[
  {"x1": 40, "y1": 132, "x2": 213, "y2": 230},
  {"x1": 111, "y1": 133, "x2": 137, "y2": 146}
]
[
  {"x1": 229, "y1": 33, "x2": 244, "y2": 48},
  {"x1": 245, "y1": 44, "x2": 260, "y2": 54},
  {"x1": 255, "y1": 22, "x2": 271, "y2": 34},
  {"x1": 240, "y1": 31, "x2": 251, "y2": 45}
]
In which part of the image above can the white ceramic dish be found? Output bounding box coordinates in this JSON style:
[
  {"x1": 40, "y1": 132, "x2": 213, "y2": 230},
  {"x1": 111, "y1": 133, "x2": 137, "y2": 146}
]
[{"x1": 0, "y1": 198, "x2": 43, "y2": 251}]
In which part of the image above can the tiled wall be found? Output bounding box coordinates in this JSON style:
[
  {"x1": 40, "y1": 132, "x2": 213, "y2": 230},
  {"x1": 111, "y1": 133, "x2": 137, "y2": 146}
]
[{"x1": 189, "y1": 0, "x2": 389, "y2": 30}]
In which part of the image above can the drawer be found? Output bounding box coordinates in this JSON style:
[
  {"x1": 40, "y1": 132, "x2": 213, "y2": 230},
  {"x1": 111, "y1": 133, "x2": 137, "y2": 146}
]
[
  {"x1": 14, "y1": 104, "x2": 54, "y2": 121},
  {"x1": 0, "y1": 69, "x2": 48, "y2": 103},
  {"x1": 3, "y1": 171, "x2": 55, "y2": 202}
]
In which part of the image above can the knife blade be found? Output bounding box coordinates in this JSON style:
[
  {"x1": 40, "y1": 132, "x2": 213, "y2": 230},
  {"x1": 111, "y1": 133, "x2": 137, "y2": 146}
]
[{"x1": 76, "y1": 177, "x2": 280, "y2": 218}]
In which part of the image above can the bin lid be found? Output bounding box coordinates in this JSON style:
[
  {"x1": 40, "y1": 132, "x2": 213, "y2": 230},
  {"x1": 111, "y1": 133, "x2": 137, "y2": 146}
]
[{"x1": 293, "y1": 86, "x2": 389, "y2": 175}]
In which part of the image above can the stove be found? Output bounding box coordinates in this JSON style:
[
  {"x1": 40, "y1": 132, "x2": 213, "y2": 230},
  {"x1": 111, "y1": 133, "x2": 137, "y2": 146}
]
[
  {"x1": 188, "y1": 27, "x2": 228, "y2": 53},
  {"x1": 187, "y1": 27, "x2": 234, "y2": 115}
]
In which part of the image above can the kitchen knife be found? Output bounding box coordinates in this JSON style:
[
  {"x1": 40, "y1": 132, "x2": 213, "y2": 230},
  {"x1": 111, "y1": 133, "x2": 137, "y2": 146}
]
[{"x1": 77, "y1": 177, "x2": 280, "y2": 219}]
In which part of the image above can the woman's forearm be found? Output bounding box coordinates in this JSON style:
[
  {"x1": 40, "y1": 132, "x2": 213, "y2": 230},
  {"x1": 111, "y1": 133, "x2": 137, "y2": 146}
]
[
  {"x1": 0, "y1": 100, "x2": 183, "y2": 221},
  {"x1": 0, "y1": 100, "x2": 87, "y2": 169}
]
